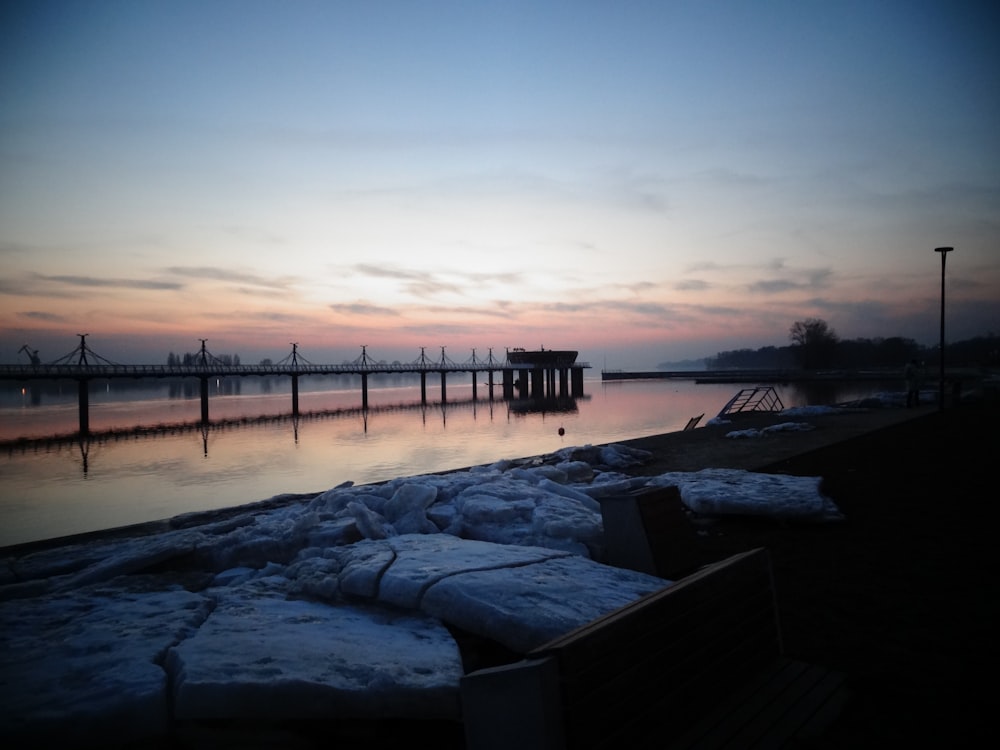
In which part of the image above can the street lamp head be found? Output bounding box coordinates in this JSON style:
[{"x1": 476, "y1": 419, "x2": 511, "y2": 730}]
[{"x1": 935, "y1": 246, "x2": 954, "y2": 254}]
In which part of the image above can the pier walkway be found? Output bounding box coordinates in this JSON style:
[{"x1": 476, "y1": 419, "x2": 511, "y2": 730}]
[{"x1": 4, "y1": 338, "x2": 590, "y2": 435}]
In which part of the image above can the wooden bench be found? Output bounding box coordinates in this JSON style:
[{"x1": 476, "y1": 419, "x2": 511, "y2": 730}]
[{"x1": 460, "y1": 547, "x2": 847, "y2": 750}]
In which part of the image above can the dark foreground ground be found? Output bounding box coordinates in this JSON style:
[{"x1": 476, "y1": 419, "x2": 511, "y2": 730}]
[
  {"x1": 633, "y1": 400, "x2": 996, "y2": 748},
  {"x1": 5, "y1": 399, "x2": 996, "y2": 748}
]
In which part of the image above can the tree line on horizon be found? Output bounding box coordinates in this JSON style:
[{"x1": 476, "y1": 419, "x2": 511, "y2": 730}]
[
  {"x1": 164, "y1": 320, "x2": 999, "y2": 373},
  {"x1": 166, "y1": 351, "x2": 241, "y2": 367},
  {"x1": 704, "y1": 318, "x2": 1000, "y2": 371}
]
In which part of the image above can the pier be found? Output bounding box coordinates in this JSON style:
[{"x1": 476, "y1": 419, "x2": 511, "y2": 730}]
[{"x1": 3, "y1": 337, "x2": 589, "y2": 435}]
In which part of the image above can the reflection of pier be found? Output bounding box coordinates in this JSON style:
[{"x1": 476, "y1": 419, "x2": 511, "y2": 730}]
[
  {"x1": 1, "y1": 392, "x2": 588, "y2": 474},
  {"x1": 507, "y1": 396, "x2": 581, "y2": 415},
  {"x1": 2, "y1": 338, "x2": 590, "y2": 436}
]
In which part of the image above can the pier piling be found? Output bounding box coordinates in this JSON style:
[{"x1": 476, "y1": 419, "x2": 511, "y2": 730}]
[
  {"x1": 78, "y1": 379, "x2": 89, "y2": 436},
  {"x1": 199, "y1": 377, "x2": 209, "y2": 423}
]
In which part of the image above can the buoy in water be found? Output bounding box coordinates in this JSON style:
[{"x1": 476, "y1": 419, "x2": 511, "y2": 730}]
[{"x1": 558, "y1": 426, "x2": 565, "y2": 436}]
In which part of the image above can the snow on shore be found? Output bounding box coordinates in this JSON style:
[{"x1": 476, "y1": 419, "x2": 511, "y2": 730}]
[{"x1": 1, "y1": 404, "x2": 853, "y2": 745}]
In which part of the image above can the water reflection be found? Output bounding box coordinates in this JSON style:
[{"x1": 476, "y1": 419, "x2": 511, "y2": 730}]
[
  {"x1": 2, "y1": 393, "x2": 593, "y2": 473},
  {"x1": 0, "y1": 378, "x2": 901, "y2": 548},
  {"x1": 2, "y1": 372, "x2": 441, "y2": 410},
  {"x1": 508, "y1": 396, "x2": 580, "y2": 415}
]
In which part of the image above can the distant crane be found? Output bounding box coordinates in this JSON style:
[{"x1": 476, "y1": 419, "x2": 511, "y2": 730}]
[{"x1": 18, "y1": 344, "x2": 40, "y2": 365}]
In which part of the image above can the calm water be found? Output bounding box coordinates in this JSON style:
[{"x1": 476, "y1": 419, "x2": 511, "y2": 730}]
[{"x1": 0, "y1": 375, "x2": 895, "y2": 548}]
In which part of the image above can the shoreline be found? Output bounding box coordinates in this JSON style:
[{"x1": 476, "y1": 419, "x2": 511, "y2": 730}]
[
  {"x1": 620, "y1": 402, "x2": 933, "y2": 473},
  {"x1": 2, "y1": 398, "x2": 993, "y2": 744},
  {"x1": 0, "y1": 401, "x2": 930, "y2": 558}
]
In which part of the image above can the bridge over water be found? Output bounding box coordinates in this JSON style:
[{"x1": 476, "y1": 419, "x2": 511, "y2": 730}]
[{"x1": 4, "y1": 337, "x2": 589, "y2": 435}]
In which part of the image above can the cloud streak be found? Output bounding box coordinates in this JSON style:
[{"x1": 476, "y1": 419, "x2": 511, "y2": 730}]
[
  {"x1": 165, "y1": 267, "x2": 294, "y2": 289},
  {"x1": 17, "y1": 310, "x2": 68, "y2": 323},
  {"x1": 0, "y1": 274, "x2": 183, "y2": 297},
  {"x1": 329, "y1": 302, "x2": 400, "y2": 317},
  {"x1": 346, "y1": 263, "x2": 530, "y2": 300},
  {"x1": 40, "y1": 275, "x2": 183, "y2": 291}
]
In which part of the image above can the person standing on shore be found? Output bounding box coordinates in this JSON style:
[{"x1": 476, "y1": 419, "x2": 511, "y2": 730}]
[{"x1": 904, "y1": 358, "x2": 923, "y2": 407}]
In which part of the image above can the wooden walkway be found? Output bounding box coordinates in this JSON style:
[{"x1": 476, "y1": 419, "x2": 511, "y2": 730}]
[{"x1": 461, "y1": 547, "x2": 847, "y2": 749}]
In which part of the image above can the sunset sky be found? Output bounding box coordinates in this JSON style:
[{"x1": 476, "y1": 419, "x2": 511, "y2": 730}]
[{"x1": 2, "y1": 1, "x2": 998, "y2": 370}]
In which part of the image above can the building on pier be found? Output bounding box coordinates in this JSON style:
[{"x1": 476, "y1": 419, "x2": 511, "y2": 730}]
[{"x1": 502, "y1": 348, "x2": 585, "y2": 401}]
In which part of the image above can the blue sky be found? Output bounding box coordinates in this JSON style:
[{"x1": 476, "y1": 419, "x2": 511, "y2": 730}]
[{"x1": 2, "y1": 0, "x2": 997, "y2": 368}]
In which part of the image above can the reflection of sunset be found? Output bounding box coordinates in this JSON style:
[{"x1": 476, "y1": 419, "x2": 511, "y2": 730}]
[{"x1": 2, "y1": 377, "x2": 900, "y2": 546}]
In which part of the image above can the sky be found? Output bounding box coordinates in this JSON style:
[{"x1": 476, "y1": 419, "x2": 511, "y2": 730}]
[{"x1": 2, "y1": 0, "x2": 998, "y2": 370}]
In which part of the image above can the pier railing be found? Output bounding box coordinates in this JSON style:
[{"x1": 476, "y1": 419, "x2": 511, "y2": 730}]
[{"x1": 0, "y1": 360, "x2": 592, "y2": 381}]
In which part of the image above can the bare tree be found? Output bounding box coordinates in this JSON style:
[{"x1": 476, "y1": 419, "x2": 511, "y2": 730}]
[{"x1": 789, "y1": 318, "x2": 839, "y2": 369}]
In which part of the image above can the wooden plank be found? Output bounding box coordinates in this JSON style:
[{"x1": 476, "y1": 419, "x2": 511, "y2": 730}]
[
  {"x1": 557, "y1": 583, "x2": 776, "y2": 690},
  {"x1": 525, "y1": 549, "x2": 784, "y2": 749},
  {"x1": 562, "y1": 603, "x2": 779, "y2": 716},
  {"x1": 532, "y1": 548, "x2": 774, "y2": 653},
  {"x1": 561, "y1": 633, "x2": 781, "y2": 749},
  {"x1": 541, "y1": 554, "x2": 778, "y2": 680},
  {"x1": 668, "y1": 660, "x2": 810, "y2": 749},
  {"x1": 666, "y1": 660, "x2": 848, "y2": 750},
  {"x1": 683, "y1": 413, "x2": 704, "y2": 430},
  {"x1": 743, "y1": 668, "x2": 848, "y2": 750},
  {"x1": 460, "y1": 657, "x2": 565, "y2": 750},
  {"x1": 464, "y1": 547, "x2": 845, "y2": 750}
]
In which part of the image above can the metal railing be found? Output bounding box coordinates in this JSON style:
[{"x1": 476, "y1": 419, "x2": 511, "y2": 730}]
[{"x1": 717, "y1": 386, "x2": 786, "y2": 416}]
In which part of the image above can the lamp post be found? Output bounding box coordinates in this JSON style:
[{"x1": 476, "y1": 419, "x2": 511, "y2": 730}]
[{"x1": 935, "y1": 247, "x2": 953, "y2": 410}]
